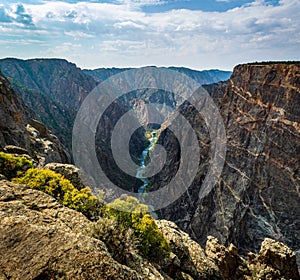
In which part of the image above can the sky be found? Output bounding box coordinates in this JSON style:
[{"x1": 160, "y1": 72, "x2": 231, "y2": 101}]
[{"x1": 0, "y1": 0, "x2": 299, "y2": 70}]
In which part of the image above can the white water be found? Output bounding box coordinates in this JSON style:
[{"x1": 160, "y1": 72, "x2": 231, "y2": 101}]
[{"x1": 136, "y1": 131, "x2": 158, "y2": 218}]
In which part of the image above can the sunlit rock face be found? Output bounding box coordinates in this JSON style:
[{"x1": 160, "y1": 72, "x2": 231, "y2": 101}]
[
  {"x1": 154, "y1": 63, "x2": 300, "y2": 264},
  {"x1": 0, "y1": 178, "x2": 297, "y2": 279},
  {"x1": 0, "y1": 72, "x2": 68, "y2": 165}
]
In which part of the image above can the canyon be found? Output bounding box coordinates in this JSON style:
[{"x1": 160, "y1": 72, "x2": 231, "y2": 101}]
[{"x1": 0, "y1": 59, "x2": 299, "y2": 279}]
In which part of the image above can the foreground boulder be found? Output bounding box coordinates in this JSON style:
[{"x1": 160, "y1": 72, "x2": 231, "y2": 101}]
[
  {"x1": 0, "y1": 180, "x2": 220, "y2": 279},
  {"x1": 157, "y1": 220, "x2": 222, "y2": 279},
  {"x1": 0, "y1": 178, "x2": 299, "y2": 279},
  {"x1": 44, "y1": 162, "x2": 85, "y2": 190},
  {"x1": 248, "y1": 238, "x2": 300, "y2": 280},
  {"x1": 0, "y1": 180, "x2": 141, "y2": 280},
  {"x1": 205, "y1": 236, "x2": 248, "y2": 279},
  {"x1": 206, "y1": 236, "x2": 300, "y2": 280}
]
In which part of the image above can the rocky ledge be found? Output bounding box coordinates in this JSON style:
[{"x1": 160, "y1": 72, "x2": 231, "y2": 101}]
[{"x1": 0, "y1": 175, "x2": 298, "y2": 279}]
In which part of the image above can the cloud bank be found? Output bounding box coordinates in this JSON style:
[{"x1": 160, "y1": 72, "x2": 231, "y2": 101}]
[{"x1": 0, "y1": 0, "x2": 299, "y2": 69}]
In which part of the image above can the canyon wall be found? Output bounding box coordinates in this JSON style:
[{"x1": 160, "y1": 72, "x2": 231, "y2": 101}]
[
  {"x1": 155, "y1": 63, "x2": 300, "y2": 263},
  {"x1": 0, "y1": 72, "x2": 68, "y2": 164}
]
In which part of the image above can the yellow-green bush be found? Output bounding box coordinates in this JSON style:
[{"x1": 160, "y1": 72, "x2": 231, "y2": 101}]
[
  {"x1": 104, "y1": 195, "x2": 170, "y2": 259},
  {"x1": 13, "y1": 168, "x2": 103, "y2": 220},
  {"x1": 0, "y1": 152, "x2": 33, "y2": 180},
  {"x1": 91, "y1": 217, "x2": 137, "y2": 265}
]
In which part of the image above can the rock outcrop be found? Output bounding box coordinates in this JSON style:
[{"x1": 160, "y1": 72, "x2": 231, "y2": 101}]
[
  {"x1": 0, "y1": 72, "x2": 68, "y2": 165},
  {"x1": 154, "y1": 63, "x2": 300, "y2": 267},
  {"x1": 0, "y1": 178, "x2": 219, "y2": 279},
  {"x1": 0, "y1": 71, "x2": 30, "y2": 149},
  {"x1": 26, "y1": 119, "x2": 70, "y2": 165},
  {"x1": 205, "y1": 236, "x2": 300, "y2": 280},
  {"x1": 205, "y1": 236, "x2": 247, "y2": 279},
  {"x1": 156, "y1": 220, "x2": 222, "y2": 279},
  {"x1": 249, "y1": 238, "x2": 300, "y2": 280},
  {"x1": 44, "y1": 163, "x2": 85, "y2": 190},
  {"x1": 0, "y1": 179, "x2": 142, "y2": 280},
  {"x1": 1, "y1": 178, "x2": 298, "y2": 279}
]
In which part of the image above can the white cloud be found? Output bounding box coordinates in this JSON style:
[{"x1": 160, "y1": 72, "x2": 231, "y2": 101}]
[
  {"x1": 0, "y1": 0, "x2": 299, "y2": 69},
  {"x1": 116, "y1": 0, "x2": 166, "y2": 7},
  {"x1": 65, "y1": 30, "x2": 94, "y2": 38},
  {"x1": 114, "y1": 20, "x2": 145, "y2": 29}
]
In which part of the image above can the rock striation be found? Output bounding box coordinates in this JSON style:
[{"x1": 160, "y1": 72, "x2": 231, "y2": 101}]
[{"x1": 155, "y1": 63, "x2": 300, "y2": 268}]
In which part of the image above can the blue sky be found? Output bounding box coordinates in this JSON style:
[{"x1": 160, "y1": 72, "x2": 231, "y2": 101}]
[{"x1": 0, "y1": 0, "x2": 299, "y2": 70}]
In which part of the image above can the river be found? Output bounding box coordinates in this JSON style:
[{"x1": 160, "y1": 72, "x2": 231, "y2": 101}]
[{"x1": 136, "y1": 131, "x2": 158, "y2": 218}]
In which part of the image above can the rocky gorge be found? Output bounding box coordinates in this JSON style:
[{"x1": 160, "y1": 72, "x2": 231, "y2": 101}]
[{"x1": 0, "y1": 59, "x2": 299, "y2": 279}]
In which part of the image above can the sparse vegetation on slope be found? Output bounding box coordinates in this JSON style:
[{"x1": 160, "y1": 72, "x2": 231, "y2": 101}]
[
  {"x1": 0, "y1": 152, "x2": 170, "y2": 263},
  {"x1": 101, "y1": 195, "x2": 171, "y2": 260},
  {"x1": 246, "y1": 60, "x2": 300, "y2": 65},
  {"x1": 0, "y1": 152, "x2": 32, "y2": 180},
  {"x1": 13, "y1": 167, "x2": 103, "y2": 220},
  {"x1": 0, "y1": 152, "x2": 102, "y2": 220}
]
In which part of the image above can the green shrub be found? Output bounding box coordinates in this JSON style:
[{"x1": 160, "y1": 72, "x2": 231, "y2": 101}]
[
  {"x1": 13, "y1": 168, "x2": 103, "y2": 220},
  {"x1": 104, "y1": 195, "x2": 170, "y2": 260},
  {"x1": 0, "y1": 152, "x2": 33, "y2": 180},
  {"x1": 91, "y1": 217, "x2": 137, "y2": 265}
]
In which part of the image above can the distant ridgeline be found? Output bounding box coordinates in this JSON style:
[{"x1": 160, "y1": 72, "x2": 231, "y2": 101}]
[{"x1": 83, "y1": 66, "x2": 232, "y2": 83}]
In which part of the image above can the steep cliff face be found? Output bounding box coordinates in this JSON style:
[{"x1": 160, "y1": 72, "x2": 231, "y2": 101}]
[
  {"x1": 0, "y1": 72, "x2": 68, "y2": 165},
  {"x1": 0, "y1": 58, "x2": 98, "y2": 152},
  {"x1": 0, "y1": 71, "x2": 30, "y2": 149},
  {"x1": 155, "y1": 63, "x2": 300, "y2": 264}
]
